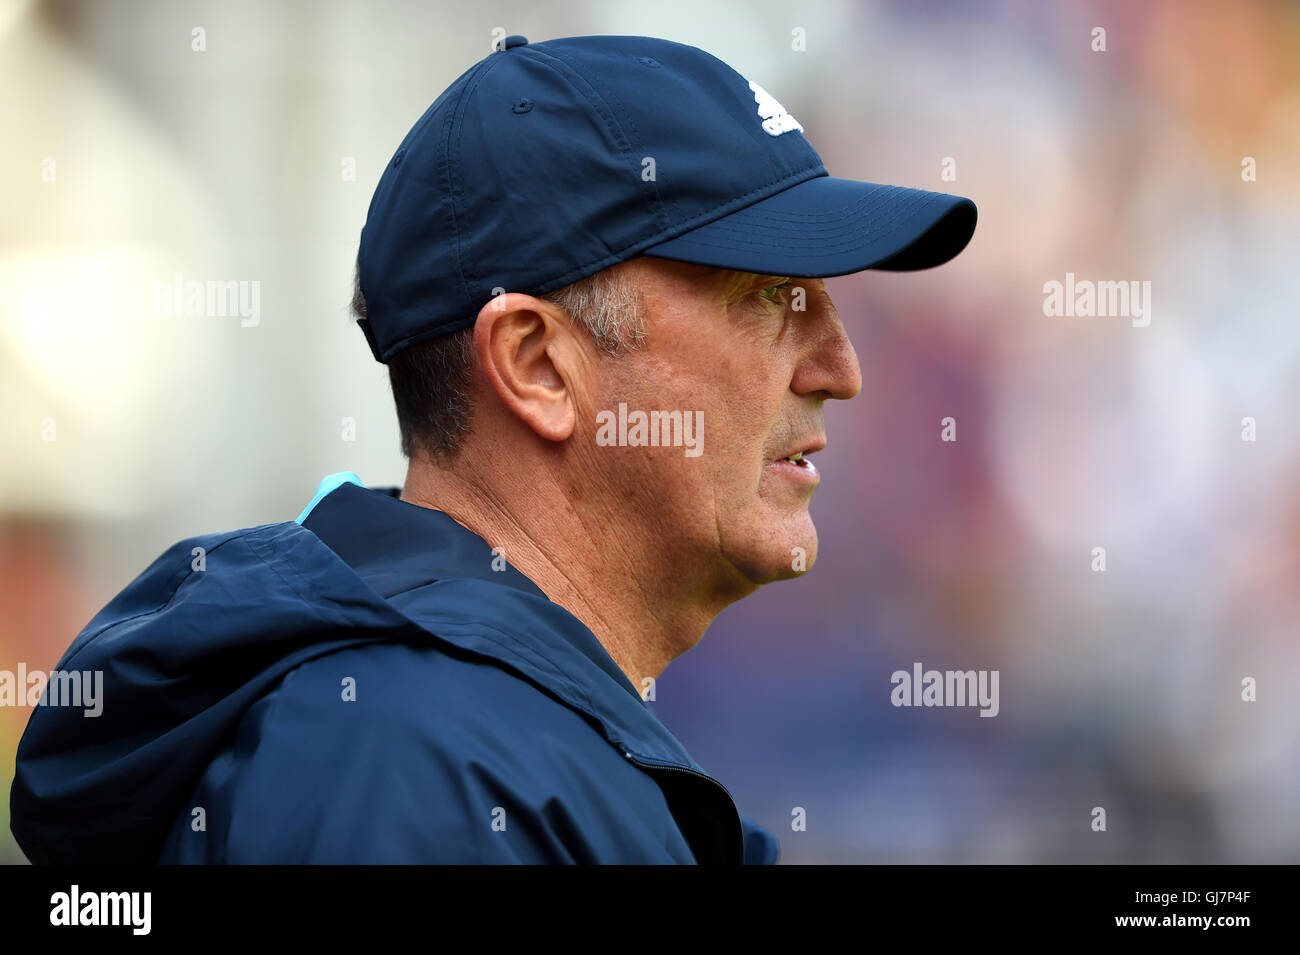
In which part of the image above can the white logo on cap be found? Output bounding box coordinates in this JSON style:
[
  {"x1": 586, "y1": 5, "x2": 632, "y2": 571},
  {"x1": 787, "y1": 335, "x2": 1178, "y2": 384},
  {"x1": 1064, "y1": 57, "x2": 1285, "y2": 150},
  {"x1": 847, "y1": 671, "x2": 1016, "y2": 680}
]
[{"x1": 748, "y1": 80, "x2": 803, "y2": 137}]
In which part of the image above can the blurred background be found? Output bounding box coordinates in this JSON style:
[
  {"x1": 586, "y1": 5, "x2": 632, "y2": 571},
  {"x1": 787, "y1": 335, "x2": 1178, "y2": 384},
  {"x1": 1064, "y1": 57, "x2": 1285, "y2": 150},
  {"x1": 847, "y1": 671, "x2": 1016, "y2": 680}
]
[{"x1": 3, "y1": 0, "x2": 1298, "y2": 863}]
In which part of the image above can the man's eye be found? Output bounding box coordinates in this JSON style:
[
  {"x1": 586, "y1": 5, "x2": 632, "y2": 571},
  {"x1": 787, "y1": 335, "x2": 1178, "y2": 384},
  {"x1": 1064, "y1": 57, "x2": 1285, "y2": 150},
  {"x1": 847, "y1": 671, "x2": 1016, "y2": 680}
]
[{"x1": 755, "y1": 282, "x2": 790, "y2": 305}]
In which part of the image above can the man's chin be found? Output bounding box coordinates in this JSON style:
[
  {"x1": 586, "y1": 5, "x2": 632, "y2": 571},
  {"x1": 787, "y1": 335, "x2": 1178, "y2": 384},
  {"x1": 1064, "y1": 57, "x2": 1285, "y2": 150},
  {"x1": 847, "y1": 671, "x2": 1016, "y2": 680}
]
[{"x1": 738, "y1": 524, "x2": 820, "y2": 584}]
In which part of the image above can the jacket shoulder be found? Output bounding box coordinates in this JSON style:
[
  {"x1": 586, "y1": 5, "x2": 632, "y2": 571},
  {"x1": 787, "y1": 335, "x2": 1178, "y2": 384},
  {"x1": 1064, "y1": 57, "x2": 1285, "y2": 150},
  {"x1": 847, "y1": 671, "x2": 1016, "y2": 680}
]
[
  {"x1": 62, "y1": 521, "x2": 329, "y2": 661},
  {"x1": 171, "y1": 641, "x2": 693, "y2": 863}
]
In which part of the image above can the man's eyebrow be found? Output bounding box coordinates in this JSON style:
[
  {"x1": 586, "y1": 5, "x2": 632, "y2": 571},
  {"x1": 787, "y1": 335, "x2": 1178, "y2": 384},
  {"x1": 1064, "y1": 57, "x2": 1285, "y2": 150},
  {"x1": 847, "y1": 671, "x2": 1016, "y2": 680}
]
[{"x1": 720, "y1": 270, "x2": 794, "y2": 301}]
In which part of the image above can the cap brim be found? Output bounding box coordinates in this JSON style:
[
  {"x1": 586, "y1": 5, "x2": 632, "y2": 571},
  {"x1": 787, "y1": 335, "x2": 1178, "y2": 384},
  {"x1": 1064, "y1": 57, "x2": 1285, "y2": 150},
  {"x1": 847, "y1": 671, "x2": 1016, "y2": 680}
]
[{"x1": 641, "y1": 176, "x2": 976, "y2": 277}]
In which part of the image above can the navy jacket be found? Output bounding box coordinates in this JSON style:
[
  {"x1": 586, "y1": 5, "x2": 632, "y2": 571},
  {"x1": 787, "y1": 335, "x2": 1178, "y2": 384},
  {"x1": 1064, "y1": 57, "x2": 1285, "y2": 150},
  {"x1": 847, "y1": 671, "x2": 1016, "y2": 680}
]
[{"x1": 10, "y1": 473, "x2": 780, "y2": 864}]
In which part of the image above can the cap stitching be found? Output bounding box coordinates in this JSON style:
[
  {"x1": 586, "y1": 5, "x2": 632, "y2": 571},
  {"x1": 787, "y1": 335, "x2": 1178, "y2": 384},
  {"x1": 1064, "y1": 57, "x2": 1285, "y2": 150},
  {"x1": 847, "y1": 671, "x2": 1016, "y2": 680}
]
[
  {"x1": 682, "y1": 190, "x2": 941, "y2": 244},
  {"x1": 448, "y1": 54, "x2": 512, "y2": 318},
  {"x1": 650, "y1": 194, "x2": 961, "y2": 262},
  {"x1": 527, "y1": 44, "x2": 678, "y2": 234},
  {"x1": 736, "y1": 185, "x2": 910, "y2": 224},
  {"x1": 656, "y1": 192, "x2": 945, "y2": 254}
]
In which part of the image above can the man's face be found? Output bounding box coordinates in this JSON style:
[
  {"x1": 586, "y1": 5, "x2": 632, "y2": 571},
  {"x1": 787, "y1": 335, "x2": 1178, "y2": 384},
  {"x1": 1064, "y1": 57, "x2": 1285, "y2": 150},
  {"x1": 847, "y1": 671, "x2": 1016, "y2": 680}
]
[{"x1": 576, "y1": 256, "x2": 862, "y2": 592}]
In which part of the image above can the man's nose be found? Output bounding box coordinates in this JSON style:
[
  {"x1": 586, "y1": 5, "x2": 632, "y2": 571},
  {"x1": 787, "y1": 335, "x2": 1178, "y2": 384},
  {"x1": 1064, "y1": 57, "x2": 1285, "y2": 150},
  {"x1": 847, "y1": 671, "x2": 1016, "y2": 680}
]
[{"x1": 791, "y1": 291, "x2": 862, "y2": 401}]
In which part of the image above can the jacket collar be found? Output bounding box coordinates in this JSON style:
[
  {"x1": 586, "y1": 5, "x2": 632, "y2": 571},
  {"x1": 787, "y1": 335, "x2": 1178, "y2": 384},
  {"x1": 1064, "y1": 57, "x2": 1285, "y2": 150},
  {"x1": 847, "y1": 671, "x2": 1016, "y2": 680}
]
[
  {"x1": 300, "y1": 474, "x2": 547, "y2": 600},
  {"x1": 297, "y1": 474, "x2": 700, "y2": 766}
]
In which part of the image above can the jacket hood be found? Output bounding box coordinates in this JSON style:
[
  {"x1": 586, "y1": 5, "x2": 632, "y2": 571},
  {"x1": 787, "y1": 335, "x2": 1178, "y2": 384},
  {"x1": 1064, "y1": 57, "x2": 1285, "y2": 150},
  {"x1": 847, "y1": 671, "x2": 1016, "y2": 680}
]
[{"x1": 10, "y1": 474, "x2": 768, "y2": 864}]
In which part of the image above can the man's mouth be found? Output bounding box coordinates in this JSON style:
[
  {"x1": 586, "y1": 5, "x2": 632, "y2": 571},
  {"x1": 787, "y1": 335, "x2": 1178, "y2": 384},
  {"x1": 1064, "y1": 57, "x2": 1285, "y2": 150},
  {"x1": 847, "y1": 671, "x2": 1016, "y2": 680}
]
[{"x1": 772, "y1": 438, "x2": 826, "y2": 481}]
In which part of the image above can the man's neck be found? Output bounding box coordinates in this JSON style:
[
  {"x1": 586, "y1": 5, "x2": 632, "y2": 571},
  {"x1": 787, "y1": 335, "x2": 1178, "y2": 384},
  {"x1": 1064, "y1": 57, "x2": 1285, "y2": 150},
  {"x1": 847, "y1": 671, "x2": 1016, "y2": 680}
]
[{"x1": 400, "y1": 460, "x2": 747, "y2": 690}]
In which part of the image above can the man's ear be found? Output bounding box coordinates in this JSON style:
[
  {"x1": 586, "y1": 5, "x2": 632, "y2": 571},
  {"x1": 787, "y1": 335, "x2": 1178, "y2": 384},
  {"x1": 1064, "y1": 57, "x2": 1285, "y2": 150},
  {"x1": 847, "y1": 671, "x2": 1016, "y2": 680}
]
[{"x1": 471, "y1": 292, "x2": 581, "y2": 443}]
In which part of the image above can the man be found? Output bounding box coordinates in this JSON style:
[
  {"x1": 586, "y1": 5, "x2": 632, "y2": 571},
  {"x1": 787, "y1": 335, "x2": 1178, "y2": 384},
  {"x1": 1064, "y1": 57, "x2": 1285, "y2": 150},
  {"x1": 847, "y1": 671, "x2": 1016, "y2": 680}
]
[{"x1": 10, "y1": 34, "x2": 975, "y2": 864}]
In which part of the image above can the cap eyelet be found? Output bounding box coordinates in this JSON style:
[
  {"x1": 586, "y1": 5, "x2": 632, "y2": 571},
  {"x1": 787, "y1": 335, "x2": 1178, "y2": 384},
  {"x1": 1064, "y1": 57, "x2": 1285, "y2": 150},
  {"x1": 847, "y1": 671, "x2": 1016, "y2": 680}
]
[
  {"x1": 392, "y1": 148, "x2": 405, "y2": 167},
  {"x1": 512, "y1": 98, "x2": 534, "y2": 114},
  {"x1": 637, "y1": 56, "x2": 660, "y2": 68}
]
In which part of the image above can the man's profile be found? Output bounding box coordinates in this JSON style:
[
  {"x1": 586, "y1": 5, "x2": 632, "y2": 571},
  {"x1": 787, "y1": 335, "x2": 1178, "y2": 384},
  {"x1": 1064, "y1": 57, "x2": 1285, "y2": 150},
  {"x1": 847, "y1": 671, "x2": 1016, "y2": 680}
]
[{"x1": 10, "y1": 34, "x2": 975, "y2": 864}]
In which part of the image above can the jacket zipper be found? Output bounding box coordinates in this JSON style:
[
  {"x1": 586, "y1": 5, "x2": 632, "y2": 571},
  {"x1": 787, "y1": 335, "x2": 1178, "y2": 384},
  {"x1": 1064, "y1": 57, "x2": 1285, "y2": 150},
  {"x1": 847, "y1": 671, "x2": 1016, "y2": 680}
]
[{"x1": 621, "y1": 748, "x2": 746, "y2": 863}]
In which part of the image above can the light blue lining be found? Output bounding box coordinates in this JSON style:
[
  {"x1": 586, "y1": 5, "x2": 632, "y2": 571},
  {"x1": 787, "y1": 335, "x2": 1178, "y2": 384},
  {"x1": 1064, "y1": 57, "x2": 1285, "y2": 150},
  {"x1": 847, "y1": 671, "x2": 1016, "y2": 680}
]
[{"x1": 295, "y1": 471, "x2": 364, "y2": 524}]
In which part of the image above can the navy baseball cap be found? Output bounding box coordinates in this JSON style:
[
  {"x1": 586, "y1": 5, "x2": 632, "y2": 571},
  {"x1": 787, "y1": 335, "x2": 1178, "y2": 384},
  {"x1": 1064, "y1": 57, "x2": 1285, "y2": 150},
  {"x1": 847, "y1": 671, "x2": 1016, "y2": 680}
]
[{"x1": 356, "y1": 34, "x2": 977, "y2": 363}]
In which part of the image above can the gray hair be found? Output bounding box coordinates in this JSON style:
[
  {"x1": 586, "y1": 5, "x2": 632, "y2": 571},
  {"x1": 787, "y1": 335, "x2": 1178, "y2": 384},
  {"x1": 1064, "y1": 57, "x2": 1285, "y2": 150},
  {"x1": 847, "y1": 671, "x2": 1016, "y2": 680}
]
[
  {"x1": 354, "y1": 262, "x2": 646, "y2": 460},
  {"x1": 543, "y1": 263, "x2": 646, "y2": 354}
]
